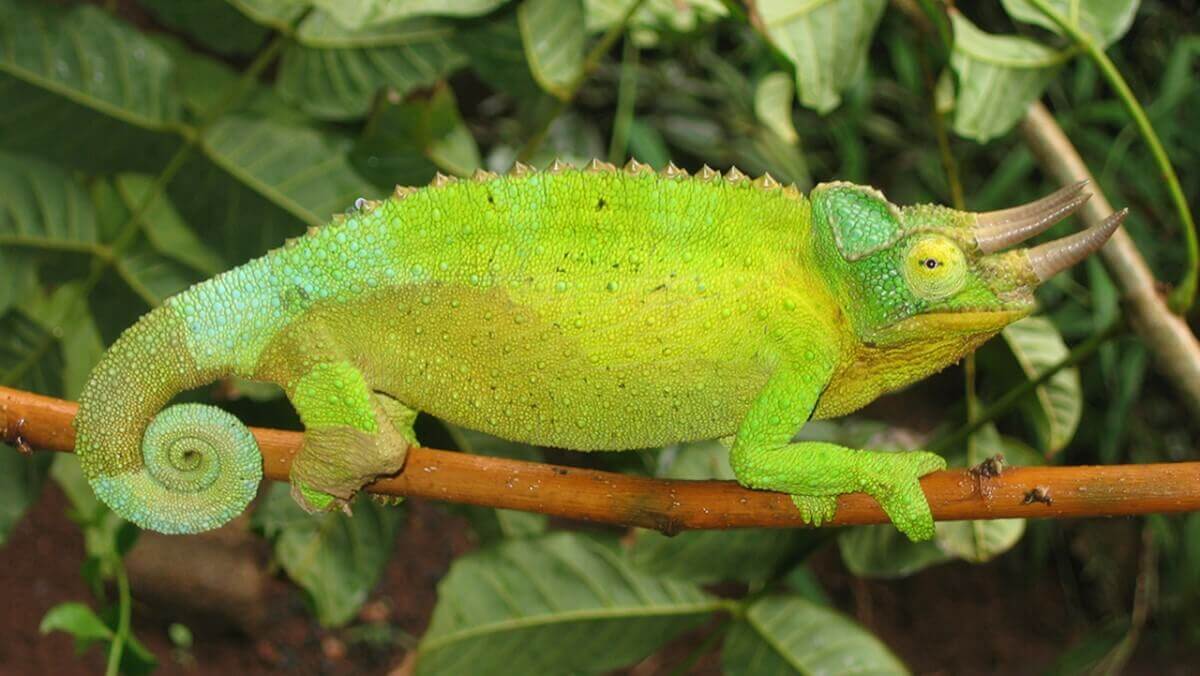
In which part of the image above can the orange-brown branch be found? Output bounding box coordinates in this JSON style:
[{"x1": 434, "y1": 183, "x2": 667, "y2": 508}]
[{"x1": 3, "y1": 385, "x2": 1198, "y2": 533}]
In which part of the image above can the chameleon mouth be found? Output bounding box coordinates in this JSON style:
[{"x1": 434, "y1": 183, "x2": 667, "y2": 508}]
[{"x1": 888, "y1": 309, "x2": 1031, "y2": 337}]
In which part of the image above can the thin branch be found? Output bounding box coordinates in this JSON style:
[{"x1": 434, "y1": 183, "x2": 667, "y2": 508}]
[
  {"x1": 1020, "y1": 103, "x2": 1200, "y2": 418},
  {"x1": 4, "y1": 386, "x2": 1199, "y2": 534},
  {"x1": 1022, "y1": 0, "x2": 1198, "y2": 311}
]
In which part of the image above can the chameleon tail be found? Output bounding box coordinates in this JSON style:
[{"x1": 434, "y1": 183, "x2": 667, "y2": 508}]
[{"x1": 73, "y1": 305, "x2": 262, "y2": 534}]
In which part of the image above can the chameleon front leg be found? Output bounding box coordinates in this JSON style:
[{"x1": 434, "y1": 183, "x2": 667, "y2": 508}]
[
  {"x1": 728, "y1": 362, "x2": 946, "y2": 541},
  {"x1": 287, "y1": 360, "x2": 415, "y2": 512}
]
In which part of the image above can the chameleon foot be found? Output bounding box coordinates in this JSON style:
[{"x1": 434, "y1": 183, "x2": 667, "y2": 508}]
[
  {"x1": 860, "y1": 450, "x2": 946, "y2": 541},
  {"x1": 790, "y1": 494, "x2": 838, "y2": 527}
]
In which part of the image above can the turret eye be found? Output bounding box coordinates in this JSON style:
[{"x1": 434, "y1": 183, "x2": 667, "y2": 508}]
[{"x1": 904, "y1": 237, "x2": 966, "y2": 301}]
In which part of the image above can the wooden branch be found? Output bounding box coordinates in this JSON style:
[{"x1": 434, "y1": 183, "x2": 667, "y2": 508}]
[
  {"x1": 4, "y1": 385, "x2": 1199, "y2": 533},
  {"x1": 1020, "y1": 103, "x2": 1200, "y2": 417}
]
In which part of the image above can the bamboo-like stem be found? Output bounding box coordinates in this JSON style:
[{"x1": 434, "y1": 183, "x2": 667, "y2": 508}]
[
  {"x1": 1019, "y1": 103, "x2": 1200, "y2": 418},
  {"x1": 4, "y1": 386, "x2": 1198, "y2": 533}
]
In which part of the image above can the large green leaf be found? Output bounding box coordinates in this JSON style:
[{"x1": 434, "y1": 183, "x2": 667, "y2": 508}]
[
  {"x1": 518, "y1": 0, "x2": 585, "y2": 100},
  {"x1": 0, "y1": 310, "x2": 64, "y2": 392},
  {"x1": 1001, "y1": 315, "x2": 1083, "y2": 455},
  {"x1": 722, "y1": 595, "x2": 909, "y2": 675},
  {"x1": 139, "y1": 0, "x2": 270, "y2": 57},
  {"x1": 113, "y1": 175, "x2": 226, "y2": 276},
  {"x1": 0, "y1": 151, "x2": 99, "y2": 255},
  {"x1": 754, "y1": 71, "x2": 799, "y2": 145},
  {"x1": 839, "y1": 523, "x2": 951, "y2": 578},
  {"x1": 276, "y1": 40, "x2": 466, "y2": 120},
  {"x1": 416, "y1": 532, "x2": 723, "y2": 675},
  {"x1": 0, "y1": 0, "x2": 182, "y2": 130},
  {"x1": 297, "y1": 13, "x2": 456, "y2": 48},
  {"x1": 1002, "y1": 0, "x2": 1139, "y2": 47},
  {"x1": 253, "y1": 483, "x2": 405, "y2": 627},
  {"x1": 454, "y1": 9, "x2": 542, "y2": 99},
  {"x1": 20, "y1": 283, "x2": 104, "y2": 399},
  {"x1": 353, "y1": 83, "x2": 481, "y2": 188},
  {"x1": 225, "y1": 0, "x2": 309, "y2": 30},
  {"x1": 0, "y1": 247, "x2": 35, "y2": 316},
  {"x1": 200, "y1": 115, "x2": 381, "y2": 226},
  {"x1": 754, "y1": 0, "x2": 886, "y2": 114},
  {"x1": 949, "y1": 10, "x2": 1070, "y2": 142},
  {"x1": 308, "y1": 0, "x2": 509, "y2": 30}
]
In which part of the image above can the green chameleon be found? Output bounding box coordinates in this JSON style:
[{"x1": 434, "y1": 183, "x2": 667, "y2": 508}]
[{"x1": 73, "y1": 160, "x2": 1123, "y2": 540}]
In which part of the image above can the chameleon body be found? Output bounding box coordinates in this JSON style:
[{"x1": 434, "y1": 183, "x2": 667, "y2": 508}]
[{"x1": 73, "y1": 160, "x2": 1120, "y2": 539}]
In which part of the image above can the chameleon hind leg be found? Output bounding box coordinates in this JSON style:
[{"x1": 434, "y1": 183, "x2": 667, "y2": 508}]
[
  {"x1": 728, "y1": 361, "x2": 946, "y2": 541},
  {"x1": 287, "y1": 360, "x2": 415, "y2": 512}
]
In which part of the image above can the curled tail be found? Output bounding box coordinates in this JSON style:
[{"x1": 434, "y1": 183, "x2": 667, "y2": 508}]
[{"x1": 73, "y1": 304, "x2": 262, "y2": 534}]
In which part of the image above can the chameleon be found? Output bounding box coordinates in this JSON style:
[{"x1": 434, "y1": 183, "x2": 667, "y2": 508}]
[{"x1": 72, "y1": 159, "x2": 1123, "y2": 540}]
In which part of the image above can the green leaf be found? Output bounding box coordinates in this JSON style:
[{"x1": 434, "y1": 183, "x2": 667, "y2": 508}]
[
  {"x1": 1001, "y1": 0, "x2": 1139, "y2": 47},
  {"x1": 39, "y1": 602, "x2": 113, "y2": 645},
  {"x1": 0, "y1": 151, "x2": 99, "y2": 255},
  {"x1": 949, "y1": 10, "x2": 1070, "y2": 142},
  {"x1": 226, "y1": 0, "x2": 309, "y2": 30},
  {"x1": 416, "y1": 532, "x2": 722, "y2": 675},
  {"x1": 307, "y1": 0, "x2": 509, "y2": 30},
  {"x1": 0, "y1": 445, "x2": 52, "y2": 546},
  {"x1": 0, "y1": 309, "x2": 64, "y2": 392},
  {"x1": 253, "y1": 483, "x2": 405, "y2": 627},
  {"x1": 0, "y1": 0, "x2": 182, "y2": 130},
  {"x1": 113, "y1": 174, "x2": 226, "y2": 275},
  {"x1": 754, "y1": 71, "x2": 799, "y2": 145},
  {"x1": 297, "y1": 13, "x2": 456, "y2": 48},
  {"x1": 0, "y1": 247, "x2": 36, "y2": 316},
  {"x1": 200, "y1": 115, "x2": 381, "y2": 226},
  {"x1": 518, "y1": 0, "x2": 585, "y2": 100},
  {"x1": 20, "y1": 283, "x2": 104, "y2": 399},
  {"x1": 139, "y1": 0, "x2": 270, "y2": 56},
  {"x1": 754, "y1": 0, "x2": 886, "y2": 114},
  {"x1": 276, "y1": 40, "x2": 466, "y2": 120},
  {"x1": 353, "y1": 83, "x2": 482, "y2": 188},
  {"x1": 839, "y1": 523, "x2": 951, "y2": 578},
  {"x1": 444, "y1": 426, "x2": 547, "y2": 541},
  {"x1": 934, "y1": 425, "x2": 1028, "y2": 563},
  {"x1": 584, "y1": 0, "x2": 727, "y2": 46},
  {"x1": 454, "y1": 9, "x2": 542, "y2": 99},
  {"x1": 1000, "y1": 315, "x2": 1083, "y2": 455},
  {"x1": 722, "y1": 594, "x2": 909, "y2": 675}
]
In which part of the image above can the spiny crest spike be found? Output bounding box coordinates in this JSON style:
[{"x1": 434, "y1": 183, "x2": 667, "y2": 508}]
[
  {"x1": 431, "y1": 172, "x2": 456, "y2": 187},
  {"x1": 697, "y1": 165, "x2": 718, "y2": 181},
  {"x1": 663, "y1": 162, "x2": 687, "y2": 179},
  {"x1": 725, "y1": 166, "x2": 747, "y2": 183},
  {"x1": 331, "y1": 213, "x2": 348, "y2": 224},
  {"x1": 548, "y1": 158, "x2": 569, "y2": 173},
  {"x1": 393, "y1": 185, "x2": 417, "y2": 199},
  {"x1": 510, "y1": 161, "x2": 534, "y2": 177},
  {"x1": 585, "y1": 158, "x2": 616, "y2": 173},
  {"x1": 754, "y1": 172, "x2": 779, "y2": 189},
  {"x1": 624, "y1": 158, "x2": 651, "y2": 174},
  {"x1": 306, "y1": 226, "x2": 320, "y2": 236},
  {"x1": 472, "y1": 168, "x2": 499, "y2": 181},
  {"x1": 782, "y1": 184, "x2": 802, "y2": 199}
]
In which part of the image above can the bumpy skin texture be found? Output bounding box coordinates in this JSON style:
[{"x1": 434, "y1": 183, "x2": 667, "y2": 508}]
[{"x1": 74, "y1": 162, "x2": 1041, "y2": 540}]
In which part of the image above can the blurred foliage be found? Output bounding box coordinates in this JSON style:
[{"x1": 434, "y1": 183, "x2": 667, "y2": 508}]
[{"x1": 1, "y1": 0, "x2": 1198, "y2": 673}]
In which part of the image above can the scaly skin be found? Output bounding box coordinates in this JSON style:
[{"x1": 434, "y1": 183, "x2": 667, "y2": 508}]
[{"x1": 74, "y1": 160, "x2": 1081, "y2": 539}]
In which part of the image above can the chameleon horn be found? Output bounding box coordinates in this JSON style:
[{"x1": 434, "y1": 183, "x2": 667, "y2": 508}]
[
  {"x1": 974, "y1": 180, "x2": 1091, "y2": 253},
  {"x1": 1027, "y1": 208, "x2": 1128, "y2": 282}
]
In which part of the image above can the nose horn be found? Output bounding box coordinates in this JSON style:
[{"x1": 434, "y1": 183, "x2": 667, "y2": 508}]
[
  {"x1": 975, "y1": 180, "x2": 1091, "y2": 253},
  {"x1": 1028, "y1": 208, "x2": 1128, "y2": 281}
]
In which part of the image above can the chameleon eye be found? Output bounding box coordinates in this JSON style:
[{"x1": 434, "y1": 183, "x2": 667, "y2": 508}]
[{"x1": 903, "y1": 236, "x2": 966, "y2": 301}]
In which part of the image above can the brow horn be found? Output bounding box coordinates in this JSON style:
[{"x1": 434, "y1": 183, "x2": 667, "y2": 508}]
[
  {"x1": 975, "y1": 181, "x2": 1091, "y2": 254},
  {"x1": 1027, "y1": 208, "x2": 1127, "y2": 281}
]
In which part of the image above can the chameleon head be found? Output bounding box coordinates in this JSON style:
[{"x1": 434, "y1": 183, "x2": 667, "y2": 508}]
[{"x1": 811, "y1": 180, "x2": 1125, "y2": 347}]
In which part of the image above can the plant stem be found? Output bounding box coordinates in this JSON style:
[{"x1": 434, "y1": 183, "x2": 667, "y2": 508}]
[
  {"x1": 104, "y1": 560, "x2": 131, "y2": 676},
  {"x1": 8, "y1": 385, "x2": 1200, "y2": 531},
  {"x1": 1022, "y1": 0, "x2": 1198, "y2": 311},
  {"x1": 517, "y1": 0, "x2": 649, "y2": 162},
  {"x1": 929, "y1": 321, "x2": 1124, "y2": 454},
  {"x1": 607, "y1": 36, "x2": 639, "y2": 165}
]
